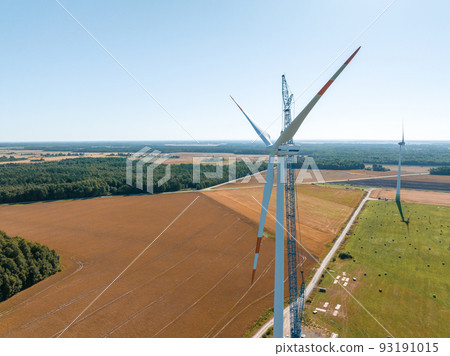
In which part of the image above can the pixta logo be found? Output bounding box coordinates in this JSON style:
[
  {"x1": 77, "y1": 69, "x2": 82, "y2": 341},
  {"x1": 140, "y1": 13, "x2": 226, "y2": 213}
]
[
  {"x1": 127, "y1": 147, "x2": 325, "y2": 193},
  {"x1": 126, "y1": 147, "x2": 171, "y2": 193},
  {"x1": 294, "y1": 157, "x2": 325, "y2": 184}
]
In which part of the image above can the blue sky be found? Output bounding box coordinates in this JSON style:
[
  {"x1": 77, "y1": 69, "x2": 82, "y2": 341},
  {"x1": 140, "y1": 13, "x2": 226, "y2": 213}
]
[{"x1": 1, "y1": 0, "x2": 449, "y2": 142}]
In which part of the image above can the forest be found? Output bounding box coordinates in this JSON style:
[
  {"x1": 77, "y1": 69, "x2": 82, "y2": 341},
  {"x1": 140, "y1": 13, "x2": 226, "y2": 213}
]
[
  {"x1": 429, "y1": 166, "x2": 450, "y2": 175},
  {"x1": 1, "y1": 141, "x2": 449, "y2": 203},
  {"x1": 0, "y1": 157, "x2": 267, "y2": 204},
  {"x1": 0, "y1": 231, "x2": 60, "y2": 302}
]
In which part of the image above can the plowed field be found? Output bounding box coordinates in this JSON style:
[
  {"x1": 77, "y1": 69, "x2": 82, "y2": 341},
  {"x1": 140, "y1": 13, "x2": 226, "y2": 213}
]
[
  {"x1": 371, "y1": 189, "x2": 450, "y2": 206},
  {"x1": 203, "y1": 185, "x2": 365, "y2": 256}
]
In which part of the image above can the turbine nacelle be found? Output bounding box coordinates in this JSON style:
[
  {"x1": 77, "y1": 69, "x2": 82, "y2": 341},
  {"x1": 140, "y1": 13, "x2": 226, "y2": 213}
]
[
  {"x1": 398, "y1": 121, "x2": 405, "y2": 146},
  {"x1": 274, "y1": 143, "x2": 302, "y2": 156}
]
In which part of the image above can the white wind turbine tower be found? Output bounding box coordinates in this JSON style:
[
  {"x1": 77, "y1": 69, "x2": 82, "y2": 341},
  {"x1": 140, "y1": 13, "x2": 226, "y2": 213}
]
[
  {"x1": 395, "y1": 121, "x2": 408, "y2": 223},
  {"x1": 396, "y1": 121, "x2": 406, "y2": 202},
  {"x1": 231, "y1": 47, "x2": 361, "y2": 338}
]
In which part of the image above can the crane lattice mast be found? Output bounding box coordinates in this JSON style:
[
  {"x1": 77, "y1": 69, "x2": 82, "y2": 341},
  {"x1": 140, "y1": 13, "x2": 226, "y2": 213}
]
[{"x1": 282, "y1": 75, "x2": 305, "y2": 338}]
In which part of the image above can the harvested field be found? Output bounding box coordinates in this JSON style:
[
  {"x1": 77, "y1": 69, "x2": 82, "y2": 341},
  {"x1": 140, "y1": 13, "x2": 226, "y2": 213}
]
[
  {"x1": 0, "y1": 193, "x2": 275, "y2": 337},
  {"x1": 337, "y1": 178, "x2": 450, "y2": 192},
  {"x1": 165, "y1": 152, "x2": 268, "y2": 165},
  {"x1": 0, "y1": 185, "x2": 364, "y2": 338},
  {"x1": 0, "y1": 150, "x2": 121, "y2": 165},
  {"x1": 401, "y1": 174, "x2": 450, "y2": 184},
  {"x1": 0, "y1": 150, "x2": 268, "y2": 166},
  {"x1": 371, "y1": 189, "x2": 450, "y2": 207},
  {"x1": 203, "y1": 184, "x2": 365, "y2": 256},
  {"x1": 381, "y1": 165, "x2": 430, "y2": 174},
  {"x1": 214, "y1": 166, "x2": 430, "y2": 190}
]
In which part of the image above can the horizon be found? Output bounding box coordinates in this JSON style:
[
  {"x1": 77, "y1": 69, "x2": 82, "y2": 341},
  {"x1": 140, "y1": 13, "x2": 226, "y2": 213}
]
[{"x1": 1, "y1": 139, "x2": 449, "y2": 145}]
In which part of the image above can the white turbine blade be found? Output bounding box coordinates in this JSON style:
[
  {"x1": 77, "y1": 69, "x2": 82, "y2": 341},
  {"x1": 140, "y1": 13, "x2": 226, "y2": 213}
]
[
  {"x1": 402, "y1": 120, "x2": 405, "y2": 144},
  {"x1": 251, "y1": 155, "x2": 275, "y2": 283},
  {"x1": 230, "y1": 96, "x2": 272, "y2": 146},
  {"x1": 272, "y1": 47, "x2": 361, "y2": 149},
  {"x1": 258, "y1": 156, "x2": 275, "y2": 237}
]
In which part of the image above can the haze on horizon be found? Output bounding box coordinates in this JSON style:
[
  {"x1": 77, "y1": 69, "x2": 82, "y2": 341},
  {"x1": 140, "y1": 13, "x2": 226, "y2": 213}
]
[{"x1": 1, "y1": 1, "x2": 449, "y2": 143}]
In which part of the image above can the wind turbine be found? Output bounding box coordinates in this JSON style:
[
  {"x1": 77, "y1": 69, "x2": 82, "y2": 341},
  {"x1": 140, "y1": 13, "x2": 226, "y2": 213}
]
[
  {"x1": 395, "y1": 122, "x2": 408, "y2": 223},
  {"x1": 231, "y1": 46, "x2": 361, "y2": 338}
]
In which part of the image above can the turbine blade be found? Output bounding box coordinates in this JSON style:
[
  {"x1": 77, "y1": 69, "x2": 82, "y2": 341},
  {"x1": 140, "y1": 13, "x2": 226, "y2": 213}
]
[
  {"x1": 230, "y1": 96, "x2": 273, "y2": 146},
  {"x1": 402, "y1": 120, "x2": 405, "y2": 143},
  {"x1": 272, "y1": 46, "x2": 361, "y2": 149},
  {"x1": 251, "y1": 155, "x2": 275, "y2": 283}
]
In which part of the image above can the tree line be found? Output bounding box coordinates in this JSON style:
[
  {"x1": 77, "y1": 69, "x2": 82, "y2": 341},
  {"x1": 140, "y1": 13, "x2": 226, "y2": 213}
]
[
  {"x1": 430, "y1": 166, "x2": 450, "y2": 175},
  {"x1": 0, "y1": 157, "x2": 267, "y2": 204},
  {"x1": 0, "y1": 230, "x2": 60, "y2": 302},
  {"x1": 0, "y1": 156, "x2": 26, "y2": 162},
  {"x1": 291, "y1": 157, "x2": 365, "y2": 170},
  {"x1": 3, "y1": 142, "x2": 449, "y2": 165}
]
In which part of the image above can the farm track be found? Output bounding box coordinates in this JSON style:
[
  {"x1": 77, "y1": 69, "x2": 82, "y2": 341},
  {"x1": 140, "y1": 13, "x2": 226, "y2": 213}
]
[{"x1": 250, "y1": 189, "x2": 372, "y2": 338}]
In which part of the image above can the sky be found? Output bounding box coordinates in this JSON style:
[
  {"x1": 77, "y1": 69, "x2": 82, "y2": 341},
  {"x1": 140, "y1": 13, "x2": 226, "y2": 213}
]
[{"x1": 1, "y1": 0, "x2": 449, "y2": 142}]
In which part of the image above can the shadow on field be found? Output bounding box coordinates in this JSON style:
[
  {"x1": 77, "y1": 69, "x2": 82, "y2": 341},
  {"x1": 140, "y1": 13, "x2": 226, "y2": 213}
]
[{"x1": 395, "y1": 199, "x2": 410, "y2": 231}]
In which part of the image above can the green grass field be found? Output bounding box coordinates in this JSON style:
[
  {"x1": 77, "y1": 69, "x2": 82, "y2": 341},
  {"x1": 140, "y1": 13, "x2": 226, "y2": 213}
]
[{"x1": 304, "y1": 201, "x2": 450, "y2": 337}]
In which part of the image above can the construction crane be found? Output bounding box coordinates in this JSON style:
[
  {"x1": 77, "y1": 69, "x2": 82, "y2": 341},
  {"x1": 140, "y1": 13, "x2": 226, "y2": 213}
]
[{"x1": 282, "y1": 75, "x2": 305, "y2": 338}]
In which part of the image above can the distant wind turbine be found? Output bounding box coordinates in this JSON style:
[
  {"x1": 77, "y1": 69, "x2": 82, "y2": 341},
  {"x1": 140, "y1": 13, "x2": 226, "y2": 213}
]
[{"x1": 395, "y1": 122, "x2": 408, "y2": 224}]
